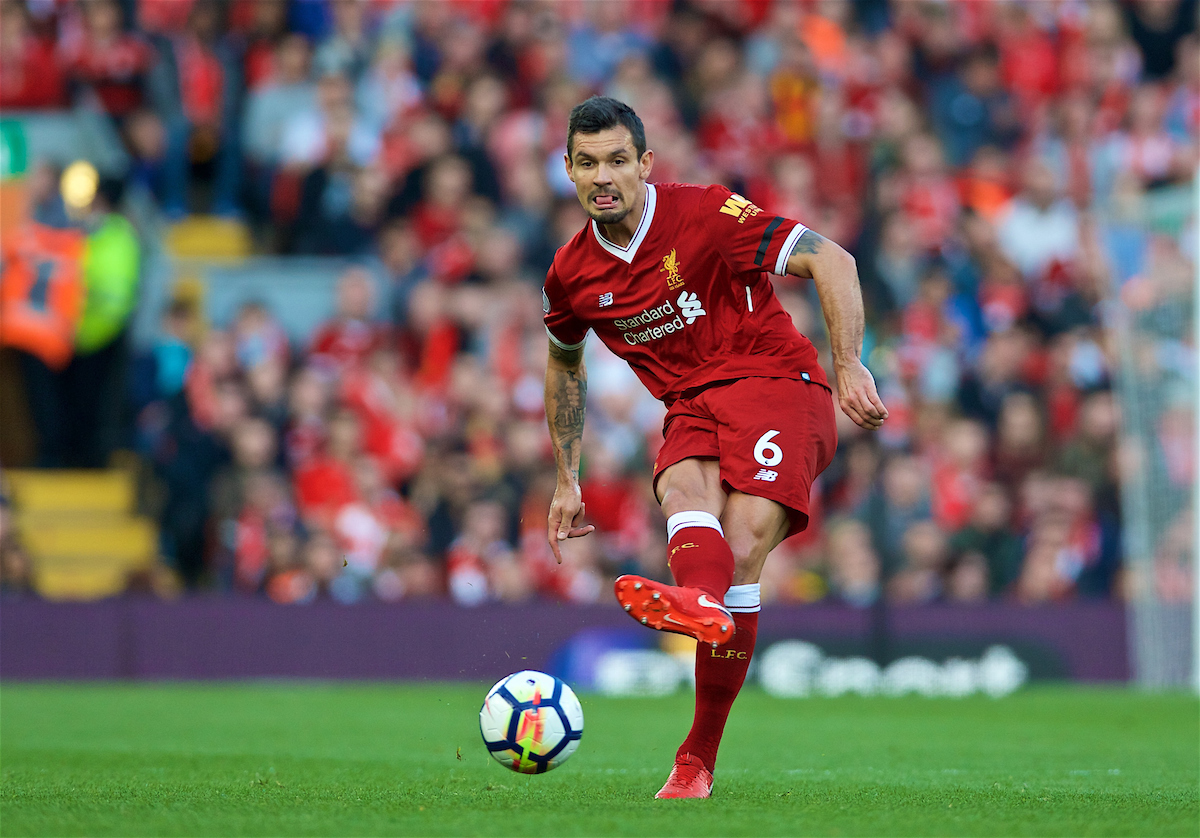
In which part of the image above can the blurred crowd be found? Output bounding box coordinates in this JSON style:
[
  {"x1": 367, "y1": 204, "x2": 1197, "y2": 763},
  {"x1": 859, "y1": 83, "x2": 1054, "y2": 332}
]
[{"x1": 0, "y1": 0, "x2": 1196, "y2": 607}]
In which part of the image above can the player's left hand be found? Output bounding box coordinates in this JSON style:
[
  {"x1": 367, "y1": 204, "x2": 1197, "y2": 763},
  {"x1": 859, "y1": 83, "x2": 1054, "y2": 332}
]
[{"x1": 835, "y1": 358, "x2": 888, "y2": 430}]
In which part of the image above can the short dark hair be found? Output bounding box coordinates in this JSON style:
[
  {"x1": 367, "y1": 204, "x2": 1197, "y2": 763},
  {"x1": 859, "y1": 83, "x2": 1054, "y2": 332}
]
[{"x1": 566, "y1": 96, "x2": 647, "y2": 163}]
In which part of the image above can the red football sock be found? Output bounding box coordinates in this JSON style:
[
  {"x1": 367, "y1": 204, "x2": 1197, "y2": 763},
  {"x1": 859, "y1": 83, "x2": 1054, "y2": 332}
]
[
  {"x1": 665, "y1": 511, "x2": 734, "y2": 600},
  {"x1": 676, "y1": 586, "x2": 760, "y2": 771}
]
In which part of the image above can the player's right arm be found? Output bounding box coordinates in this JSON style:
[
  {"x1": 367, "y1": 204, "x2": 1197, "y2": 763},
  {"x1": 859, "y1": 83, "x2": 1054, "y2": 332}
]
[
  {"x1": 542, "y1": 267, "x2": 595, "y2": 562},
  {"x1": 545, "y1": 338, "x2": 595, "y2": 562}
]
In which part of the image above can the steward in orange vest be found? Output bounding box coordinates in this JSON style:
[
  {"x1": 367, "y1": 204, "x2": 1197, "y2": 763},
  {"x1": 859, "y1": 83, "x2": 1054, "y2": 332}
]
[{"x1": 0, "y1": 222, "x2": 85, "y2": 370}]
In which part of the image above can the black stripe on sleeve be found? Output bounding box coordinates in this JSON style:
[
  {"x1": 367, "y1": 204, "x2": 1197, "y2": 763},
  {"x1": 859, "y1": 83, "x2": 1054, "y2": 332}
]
[{"x1": 754, "y1": 216, "x2": 784, "y2": 266}]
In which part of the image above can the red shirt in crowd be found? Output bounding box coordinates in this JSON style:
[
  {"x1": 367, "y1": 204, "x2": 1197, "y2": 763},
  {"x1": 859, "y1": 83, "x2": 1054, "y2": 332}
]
[
  {"x1": 932, "y1": 462, "x2": 983, "y2": 532},
  {"x1": 900, "y1": 174, "x2": 961, "y2": 252},
  {"x1": 59, "y1": 31, "x2": 155, "y2": 116},
  {"x1": 0, "y1": 34, "x2": 65, "y2": 109},
  {"x1": 340, "y1": 368, "x2": 425, "y2": 483},
  {"x1": 174, "y1": 35, "x2": 224, "y2": 127},
  {"x1": 241, "y1": 38, "x2": 275, "y2": 90},
  {"x1": 284, "y1": 416, "x2": 326, "y2": 470},
  {"x1": 293, "y1": 456, "x2": 358, "y2": 522},
  {"x1": 309, "y1": 318, "x2": 390, "y2": 374}
]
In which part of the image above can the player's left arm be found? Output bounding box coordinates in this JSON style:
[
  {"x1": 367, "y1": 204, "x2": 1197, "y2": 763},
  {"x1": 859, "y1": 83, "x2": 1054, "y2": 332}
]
[{"x1": 786, "y1": 230, "x2": 888, "y2": 430}]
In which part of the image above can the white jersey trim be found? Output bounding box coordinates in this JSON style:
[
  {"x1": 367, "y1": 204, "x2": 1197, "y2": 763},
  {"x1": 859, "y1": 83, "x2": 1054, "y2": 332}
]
[
  {"x1": 591, "y1": 182, "x2": 657, "y2": 265},
  {"x1": 545, "y1": 325, "x2": 586, "y2": 351},
  {"x1": 774, "y1": 223, "x2": 809, "y2": 276}
]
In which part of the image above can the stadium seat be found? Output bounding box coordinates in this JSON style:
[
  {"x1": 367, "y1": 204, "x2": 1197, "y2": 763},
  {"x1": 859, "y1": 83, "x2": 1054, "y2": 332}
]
[
  {"x1": 31, "y1": 564, "x2": 133, "y2": 601},
  {"x1": 6, "y1": 469, "x2": 134, "y2": 513},
  {"x1": 165, "y1": 216, "x2": 253, "y2": 260},
  {"x1": 6, "y1": 469, "x2": 158, "y2": 601}
]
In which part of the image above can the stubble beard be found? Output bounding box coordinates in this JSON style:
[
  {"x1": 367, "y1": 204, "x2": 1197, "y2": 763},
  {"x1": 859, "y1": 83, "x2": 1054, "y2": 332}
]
[
  {"x1": 582, "y1": 184, "x2": 631, "y2": 226},
  {"x1": 588, "y1": 204, "x2": 633, "y2": 226}
]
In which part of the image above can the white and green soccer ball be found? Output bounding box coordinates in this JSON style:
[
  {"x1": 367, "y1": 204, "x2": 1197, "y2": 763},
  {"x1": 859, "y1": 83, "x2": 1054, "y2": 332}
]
[{"x1": 479, "y1": 670, "x2": 584, "y2": 774}]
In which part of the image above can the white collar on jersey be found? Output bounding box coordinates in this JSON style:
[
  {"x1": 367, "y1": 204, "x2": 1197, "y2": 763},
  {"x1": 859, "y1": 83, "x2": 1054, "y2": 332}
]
[{"x1": 590, "y1": 182, "x2": 657, "y2": 265}]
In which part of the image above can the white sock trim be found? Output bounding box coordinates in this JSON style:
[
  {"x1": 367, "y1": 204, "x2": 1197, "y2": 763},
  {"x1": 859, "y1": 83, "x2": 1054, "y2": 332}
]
[
  {"x1": 666, "y1": 511, "x2": 724, "y2": 541},
  {"x1": 724, "y1": 583, "x2": 761, "y2": 612}
]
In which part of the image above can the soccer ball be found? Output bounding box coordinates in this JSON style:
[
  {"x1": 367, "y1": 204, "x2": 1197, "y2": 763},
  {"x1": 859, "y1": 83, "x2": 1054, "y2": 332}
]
[{"x1": 479, "y1": 670, "x2": 584, "y2": 774}]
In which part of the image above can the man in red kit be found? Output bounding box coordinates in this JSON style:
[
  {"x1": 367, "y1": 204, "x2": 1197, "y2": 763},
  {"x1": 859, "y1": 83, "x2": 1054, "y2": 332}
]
[
  {"x1": 309, "y1": 267, "x2": 390, "y2": 375},
  {"x1": 543, "y1": 97, "x2": 888, "y2": 799}
]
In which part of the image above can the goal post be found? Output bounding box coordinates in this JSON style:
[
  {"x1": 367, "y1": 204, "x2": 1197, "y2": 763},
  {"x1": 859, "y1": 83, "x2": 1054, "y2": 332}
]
[{"x1": 1110, "y1": 172, "x2": 1197, "y2": 691}]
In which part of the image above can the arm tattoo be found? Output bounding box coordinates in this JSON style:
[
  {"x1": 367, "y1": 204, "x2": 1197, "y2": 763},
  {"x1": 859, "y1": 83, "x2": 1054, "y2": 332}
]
[
  {"x1": 550, "y1": 369, "x2": 587, "y2": 453},
  {"x1": 545, "y1": 343, "x2": 587, "y2": 477},
  {"x1": 548, "y1": 340, "x2": 584, "y2": 367},
  {"x1": 549, "y1": 367, "x2": 585, "y2": 473},
  {"x1": 789, "y1": 229, "x2": 827, "y2": 257}
]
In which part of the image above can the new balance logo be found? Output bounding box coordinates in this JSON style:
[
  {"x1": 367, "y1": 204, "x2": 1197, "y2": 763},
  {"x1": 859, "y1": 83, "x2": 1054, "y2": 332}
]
[
  {"x1": 677, "y1": 291, "x2": 706, "y2": 324},
  {"x1": 753, "y1": 469, "x2": 778, "y2": 482},
  {"x1": 599, "y1": 292, "x2": 613, "y2": 307}
]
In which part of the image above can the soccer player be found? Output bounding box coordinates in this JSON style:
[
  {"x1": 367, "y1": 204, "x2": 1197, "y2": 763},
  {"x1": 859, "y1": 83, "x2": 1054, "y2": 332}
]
[{"x1": 543, "y1": 97, "x2": 888, "y2": 799}]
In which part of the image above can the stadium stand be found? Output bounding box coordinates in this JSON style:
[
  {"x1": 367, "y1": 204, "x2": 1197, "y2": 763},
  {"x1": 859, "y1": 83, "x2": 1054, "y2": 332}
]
[{"x1": 0, "y1": 0, "x2": 1195, "y2": 611}]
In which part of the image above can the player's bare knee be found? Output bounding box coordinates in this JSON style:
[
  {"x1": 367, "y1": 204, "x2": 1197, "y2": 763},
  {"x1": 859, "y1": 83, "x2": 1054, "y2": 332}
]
[
  {"x1": 731, "y1": 558, "x2": 765, "y2": 586},
  {"x1": 722, "y1": 497, "x2": 787, "y2": 544},
  {"x1": 721, "y1": 498, "x2": 788, "y2": 584},
  {"x1": 657, "y1": 460, "x2": 724, "y2": 517},
  {"x1": 727, "y1": 539, "x2": 771, "y2": 586},
  {"x1": 726, "y1": 530, "x2": 769, "y2": 574}
]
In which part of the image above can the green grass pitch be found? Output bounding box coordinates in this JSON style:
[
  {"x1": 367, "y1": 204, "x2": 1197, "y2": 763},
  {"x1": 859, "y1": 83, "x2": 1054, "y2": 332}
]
[{"x1": 1, "y1": 682, "x2": 1196, "y2": 836}]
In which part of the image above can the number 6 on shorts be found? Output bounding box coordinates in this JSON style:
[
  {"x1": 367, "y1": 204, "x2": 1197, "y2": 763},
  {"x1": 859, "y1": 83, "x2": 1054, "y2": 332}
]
[{"x1": 754, "y1": 430, "x2": 783, "y2": 467}]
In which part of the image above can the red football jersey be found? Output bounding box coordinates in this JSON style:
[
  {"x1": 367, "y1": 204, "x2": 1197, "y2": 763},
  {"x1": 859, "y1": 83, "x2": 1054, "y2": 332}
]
[{"x1": 543, "y1": 182, "x2": 830, "y2": 406}]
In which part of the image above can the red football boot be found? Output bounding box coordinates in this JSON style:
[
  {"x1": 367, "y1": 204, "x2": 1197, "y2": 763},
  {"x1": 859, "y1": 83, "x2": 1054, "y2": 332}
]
[
  {"x1": 614, "y1": 575, "x2": 735, "y2": 648},
  {"x1": 655, "y1": 753, "x2": 714, "y2": 799}
]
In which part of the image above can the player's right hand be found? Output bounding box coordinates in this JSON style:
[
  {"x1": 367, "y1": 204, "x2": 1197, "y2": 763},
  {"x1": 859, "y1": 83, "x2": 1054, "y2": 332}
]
[
  {"x1": 835, "y1": 358, "x2": 889, "y2": 430},
  {"x1": 547, "y1": 482, "x2": 595, "y2": 564}
]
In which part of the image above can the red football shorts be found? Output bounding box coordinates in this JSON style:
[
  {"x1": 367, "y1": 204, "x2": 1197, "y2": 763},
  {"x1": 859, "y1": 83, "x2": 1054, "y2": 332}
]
[{"x1": 653, "y1": 377, "x2": 838, "y2": 538}]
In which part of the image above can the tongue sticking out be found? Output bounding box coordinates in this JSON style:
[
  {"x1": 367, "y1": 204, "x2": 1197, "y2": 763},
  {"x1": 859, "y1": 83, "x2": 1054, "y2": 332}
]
[{"x1": 595, "y1": 195, "x2": 618, "y2": 209}]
